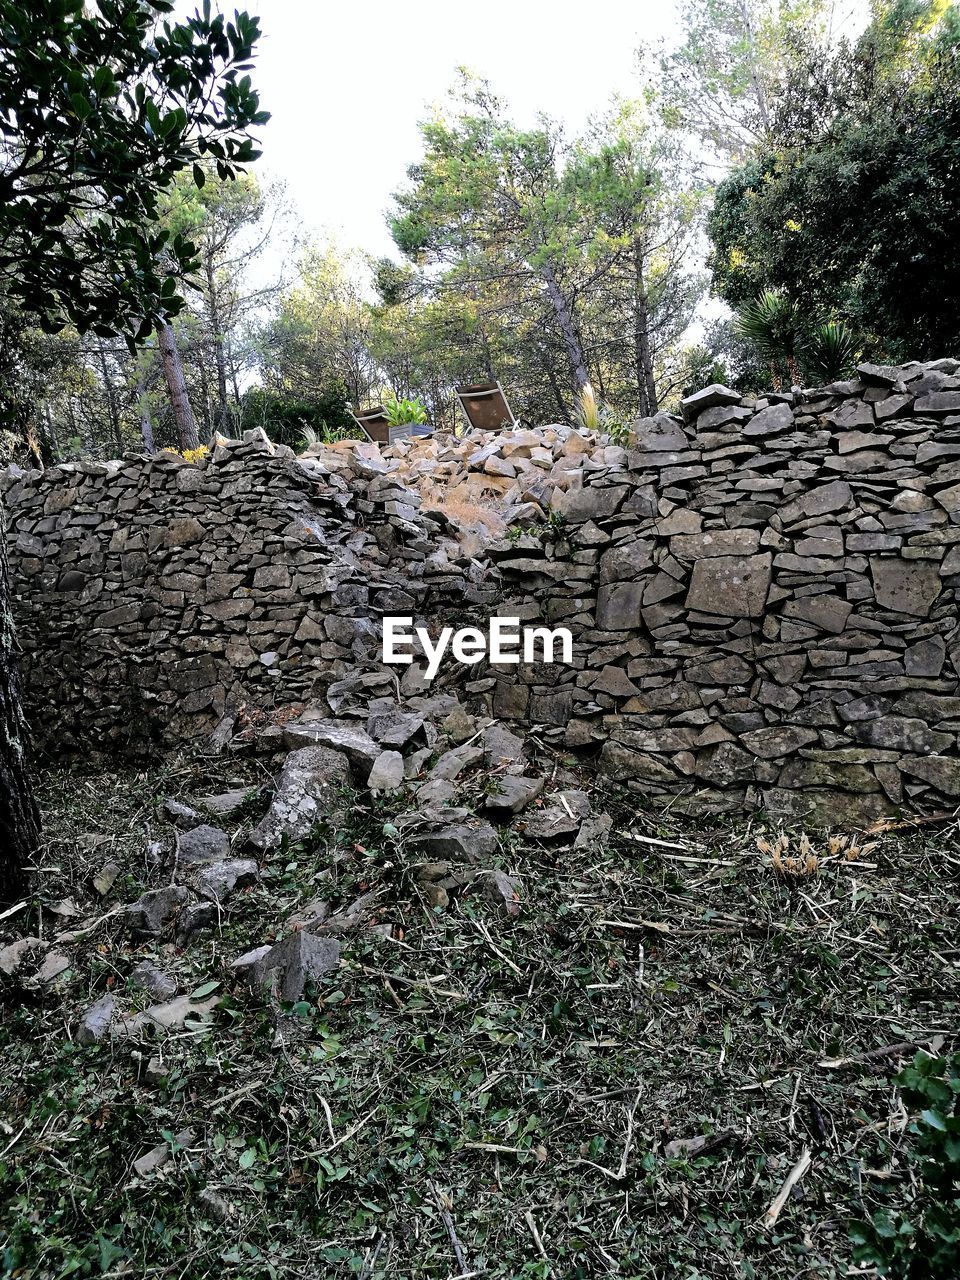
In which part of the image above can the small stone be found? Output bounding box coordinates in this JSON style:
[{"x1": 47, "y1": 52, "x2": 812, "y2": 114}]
[
  {"x1": 238, "y1": 931, "x2": 341, "y2": 1002},
  {"x1": 178, "y1": 824, "x2": 231, "y2": 865},
  {"x1": 367, "y1": 750, "x2": 405, "y2": 792},
  {"x1": 194, "y1": 858, "x2": 260, "y2": 904},
  {"x1": 129, "y1": 961, "x2": 178, "y2": 1001},
  {"x1": 92, "y1": 861, "x2": 120, "y2": 896},
  {"x1": 125, "y1": 886, "x2": 189, "y2": 937},
  {"x1": 37, "y1": 950, "x2": 71, "y2": 983},
  {"x1": 484, "y1": 774, "x2": 544, "y2": 815},
  {"x1": 77, "y1": 994, "x2": 116, "y2": 1044},
  {"x1": 482, "y1": 870, "x2": 521, "y2": 918}
]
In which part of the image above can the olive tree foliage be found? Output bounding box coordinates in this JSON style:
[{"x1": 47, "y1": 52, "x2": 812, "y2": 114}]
[
  {"x1": 0, "y1": 0, "x2": 267, "y2": 897},
  {"x1": 708, "y1": 0, "x2": 960, "y2": 360}
]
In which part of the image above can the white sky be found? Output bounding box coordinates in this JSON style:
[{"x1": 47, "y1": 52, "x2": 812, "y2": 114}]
[{"x1": 249, "y1": 0, "x2": 683, "y2": 261}]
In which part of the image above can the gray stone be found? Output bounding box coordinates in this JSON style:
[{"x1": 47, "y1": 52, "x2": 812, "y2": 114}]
[
  {"x1": 195, "y1": 788, "x2": 256, "y2": 819},
  {"x1": 740, "y1": 725, "x2": 818, "y2": 758},
  {"x1": 851, "y1": 717, "x2": 952, "y2": 754},
  {"x1": 365, "y1": 704, "x2": 424, "y2": 749},
  {"x1": 899, "y1": 755, "x2": 960, "y2": 795},
  {"x1": 685, "y1": 553, "x2": 771, "y2": 619},
  {"x1": 237, "y1": 931, "x2": 341, "y2": 1002},
  {"x1": 77, "y1": 995, "x2": 116, "y2": 1045},
  {"x1": 249, "y1": 745, "x2": 352, "y2": 851},
  {"x1": 408, "y1": 821, "x2": 499, "y2": 862},
  {"x1": 870, "y1": 557, "x2": 941, "y2": 616},
  {"x1": 905, "y1": 635, "x2": 946, "y2": 677},
  {"x1": 367, "y1": 750, "x2": 405, "y2": 792},
  {"x1": 522, "y1": 790, "x2": 591, "y2": 841},
  {"x1": 194, "y1": 858, "x2": 260, "y2": 904},
  {"x1": 283, "y1": 719, "x2": 380, "y2": 771},
  {"x1": 484, "y1": 774, "x2": 544, "y2": 814},
  {"x1": 681, "y1": 384, "x2": 742, "y2": 419},
  {"x1": 129, "y1": 961, "x2": 178, "y2": 1001},
  {"x1": 178, "y1": 824, "x2": 231, "y2": 865},
  {"x1": 125, "y1": 886, "x2": 189, "y2": 936}
]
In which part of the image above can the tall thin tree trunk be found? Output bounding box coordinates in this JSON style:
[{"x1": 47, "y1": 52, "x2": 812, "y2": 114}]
[
  {"x1": 205, "y1": 255, "x2": 231, "y2": 434},
  {"x1": 136, "y1": 373, "x2": 155, "y2": 453},
  {"x1": 633, "y1": 245, "x2": 659, "y2": 417},
  {"x1": 96, "y1": 338, "x2": 124, "y2": 456},
  {"x1": 157, "y1": 323, "x2": 199, "y2": 452},
  {"x1": 0, "y1": 501, "x2": 38, "y2": 905},
  {"x1": 540, "y1": 261, "x2": 590, "y2": 393},
  {"x1": 42, "y1": 405, "x2": 61, "y2": 465}
]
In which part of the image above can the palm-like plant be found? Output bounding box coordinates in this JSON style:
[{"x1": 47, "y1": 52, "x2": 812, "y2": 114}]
[
  {"x1": 802, "y1": 321, "x2": 856, "y2": 385},
  {"x1": 383, "y1": 391, "x2": 429, "y2": 427},
  {"x1": 735, "y1": 289, "x2": 803, "y2": 391}
]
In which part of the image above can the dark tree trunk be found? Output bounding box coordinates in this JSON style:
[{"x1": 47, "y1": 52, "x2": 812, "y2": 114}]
[
  {"x1": 633, "y1": 245, "x2": 659, "y2": 417},
  {"x1": 157, "y1": 323, "x2": 199, "y2": 452},
  {"x1": 539, "y1": 261, "x2": 590, "y2": 393},
  {"x1": 0, "y1": 501, "x2": 38, "y2": 905}
]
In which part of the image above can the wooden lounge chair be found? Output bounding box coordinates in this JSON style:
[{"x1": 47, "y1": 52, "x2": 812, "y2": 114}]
[{"x1": 455, "y1": 381, "x2": 517, "y2": 434}]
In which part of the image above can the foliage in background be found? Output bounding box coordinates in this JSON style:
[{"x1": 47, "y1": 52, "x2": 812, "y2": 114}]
[
  {"x1": 803, "y1": 321, "x2": 857, "y2": 384},
  {"x1": 240, "y1": 385, "x2": 356, "y2": 450},
  {"x1": 0, "y1": 0, "x2": 267, "y2": 342},
  {"x1": 734, "y1": 289, "x2": 804, "y2": 389},
  {"x1": 850, "y1": 1051, "x2": 960, "y2": 1279},
  {"x1": 708, "y1": 0, "x2": 960, "y2": 361}
]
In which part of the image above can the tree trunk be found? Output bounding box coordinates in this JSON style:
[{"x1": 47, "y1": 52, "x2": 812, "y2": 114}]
[
  {"x1": 205, "y1": 254, "x2": 231, "y2": 435},
  {"x1": 136, "y1": 373, "x2": 155, "y2": 453},
  {"x1": 97, "y1": 338, "x2": 124, "y2": 456},
  {"x1": 0, "y1": 501, "x2": 38, "y2": 905},
  {"x1": 633, "y1": 245, "x2": 659, "y2": 417},
  {"x1": 157, "y1": 323, "x2": 199, "y2": 452},
  {"x1": 539, "y1": 261, "x2": 590, "y2": 393}
]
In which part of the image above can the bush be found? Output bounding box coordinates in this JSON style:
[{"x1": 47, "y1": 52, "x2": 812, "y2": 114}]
[
  {"x1": 241, "y1": 386, "x2": 358, "y2": 448},
  {"x1": 850, "y1": 1051, "x2": 960, "y2": 1278}
]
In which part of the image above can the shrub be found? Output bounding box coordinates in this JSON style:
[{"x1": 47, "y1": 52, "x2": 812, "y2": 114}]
[{"x1": 850, "y1": 1051, "x2": 960, "y2": 1279}]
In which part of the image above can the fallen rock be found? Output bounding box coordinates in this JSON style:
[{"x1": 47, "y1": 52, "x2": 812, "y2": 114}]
[
  {"x1": 282, "y1": 719, "x2": 380, "y2": 772},
  {"x1": 125, "y1": 886, "x2": 189, "y2": 937},
  {"x1": 162, "y1": 797, "x2": 202, "y2": 829},
  {"x1": 248, "y1": 745, "x2": 351, "y2": 851},
  {"x1": 522, "y1": 790, "x2": 592, "y2": 841},
  {"x1": 367, "y1": 750, "x2": 405, "y2": 792},
  {"x1": 0, "y1": 936, "x2": 42, "y2": 976},
  {"x1": 234, "y1": 931, "x2": 341, "y2": 1002},
  {"x1": 365, "y1": 701, "x2": 425, "y2": 749},
  {"x1": 407, "y1": 820, "x2": 498, "y2": 862},
  {"x1": 129, "y1": 961, "x2": 178, "y2": 1001},
  {"x1": 177, "y1": 824, "x2": 231, "y2": 865},
  {"x1": 482, "y1": 870, "x2": 521, "y2": 918},
  {"x1": 195, "y1": 788, "x2": 257, "y2": 819},
  {"x1": 193, "y1": 858, "x2": 260, "y2": 904},
  {"x1": 36, "y1": 950, "x2": 71, "y2": 983},
  {"x1": 77, "y1": 994, "x2": 116, "y2": 1044},
  {"x1": 132, "y1": 1129, "x2": 195, "y2": 1177},
  {"x1": 484, "y1": 773, "x2": 544, "y2": 814}
]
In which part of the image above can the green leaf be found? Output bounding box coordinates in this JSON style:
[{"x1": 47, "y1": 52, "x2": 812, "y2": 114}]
[
  {"x1": 190, "y1": 980, "x2": 221, "y2": 1000},
  {"x1": 193, "y1": 162, "x2": 205, "y2": 187}
]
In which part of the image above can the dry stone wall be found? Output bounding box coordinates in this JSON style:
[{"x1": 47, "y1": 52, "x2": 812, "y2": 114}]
[
  {"x1": 5, "y1": 357, "x2": 960, "y2": 825},
  {"x1": 485, "y1": 359, "x2": 960, "y2": 824},
  {"x1": 1, "y1": 431, "x2": 490, "y2": 752}
]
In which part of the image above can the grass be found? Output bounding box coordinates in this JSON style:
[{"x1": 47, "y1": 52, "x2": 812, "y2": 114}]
[{"x1": 1, "y1": 750, "x2": 958, "y2": 1279}]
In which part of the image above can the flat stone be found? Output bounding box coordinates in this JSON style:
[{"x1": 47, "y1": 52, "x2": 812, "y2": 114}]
[
  {"x1": 367, "y1": 750, "x2": 405, "y2": 792},
  {"x1": 195, "y1": 789, "x2": 255, "y2": 819},
  {"x1": 740, "y1": 725, "x2": 818, "y2": 758},
  {"x1": 870, "y1": 557, "x2": 941, "y2": 616},
  {"x1": 671, "y1": 528, "x2": 761, "y2": 559},
  {"x1": 407, "y1": 821, "x2": 498, "y2": 862},
  {"x1": 125, "y1": 886, "x2": 189, "y2": 937},
  {"x1": 194, "y1": 858, "x2": 260, "y2": 904},
  {"x1": 484, "y1": 774, "x2": 544, "y2": 814},
  {"x1": 681, "y1": 384, "x2": 742, "y2": 419},
  {"x1": 129, "y1": 961, "x2": 178, "y2": 1001},
  {"x1": 782, "y1": 595, "x2": 853, "y2": 635},
  {"x1": 178, "y1": 824, "x2": 230, "y2": 865},
  {"x1": 851, "y1": 716, "x2": 952, "y2": 754},
  {"x1": 77, "y1": 994, "x2": 116, "y2": 1045},
  {"x1": 596, "y1": 582, "x2": 644, "y2": 630},
  {"x1": 283, "y1": 719, "x2": 380, "y2": 771},
  {"x1": 365, "y1": 704, "x2": 424, "y2": 749},
  {"x1": 237, "y1": 931, "x2": 341, "y2": 1002},
  {"x1": 522, "y1": 790, "x2": 591, "y2": 841},
  {"x1": 899, "y1": 756, "x2": 960, "y2": 795},
  {"x1": 685, "y1": 553, "x2": 771, "y2": 618},
  {"x1": 904, "y1": 635, "x2": 946, "y2": 678}
]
